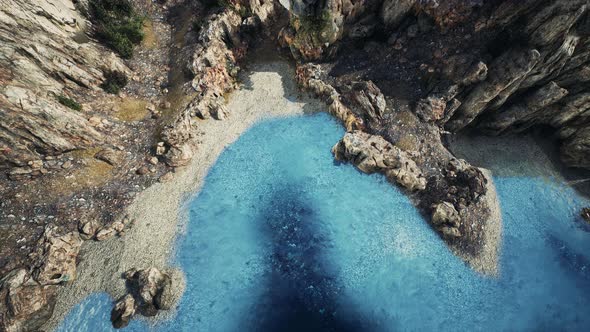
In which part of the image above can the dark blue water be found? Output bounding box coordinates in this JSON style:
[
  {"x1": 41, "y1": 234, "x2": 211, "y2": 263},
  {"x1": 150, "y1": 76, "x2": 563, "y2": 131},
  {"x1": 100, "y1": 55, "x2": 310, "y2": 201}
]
[{"x1": 58, "y1": 113, "x2": 590, "y2": 331}]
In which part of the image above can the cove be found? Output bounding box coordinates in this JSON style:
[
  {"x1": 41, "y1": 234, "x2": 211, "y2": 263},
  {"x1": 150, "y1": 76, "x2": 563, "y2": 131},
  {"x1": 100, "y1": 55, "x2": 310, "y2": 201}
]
[{"x1": 58, "y1": 113, "x2": 590, "y2": 331}]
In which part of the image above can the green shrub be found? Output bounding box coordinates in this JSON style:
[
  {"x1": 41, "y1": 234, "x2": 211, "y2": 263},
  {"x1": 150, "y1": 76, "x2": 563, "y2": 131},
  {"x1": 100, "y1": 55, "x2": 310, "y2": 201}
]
[
  {"x1": 89, "y1": 0, "x2": 144, "y2": 58},
  {"x1": 101, "y1": 70, "x2": 128, "y2": 94},
  {"x1": 57, "y1": 95, "x2": 82, "y2": 111}
]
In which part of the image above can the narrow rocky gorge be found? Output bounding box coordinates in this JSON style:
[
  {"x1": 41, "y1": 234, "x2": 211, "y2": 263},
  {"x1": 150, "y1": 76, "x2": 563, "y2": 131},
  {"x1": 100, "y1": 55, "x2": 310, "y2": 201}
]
[{"x1": 1, "y1": 0, "x2": 590, "y2": 330}]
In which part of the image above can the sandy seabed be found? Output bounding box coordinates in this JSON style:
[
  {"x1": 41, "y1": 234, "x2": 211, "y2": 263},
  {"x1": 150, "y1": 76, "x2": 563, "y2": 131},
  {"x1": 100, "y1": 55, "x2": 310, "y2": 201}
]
[{"x1": 43, "y1": 59, "x2": 326, "y2": 331}]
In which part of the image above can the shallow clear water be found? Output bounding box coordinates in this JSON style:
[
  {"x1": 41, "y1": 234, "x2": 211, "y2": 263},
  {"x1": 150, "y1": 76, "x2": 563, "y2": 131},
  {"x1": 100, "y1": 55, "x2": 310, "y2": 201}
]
[{"x1": 58, "y1": 113, "x2": 590, "y2": 331}]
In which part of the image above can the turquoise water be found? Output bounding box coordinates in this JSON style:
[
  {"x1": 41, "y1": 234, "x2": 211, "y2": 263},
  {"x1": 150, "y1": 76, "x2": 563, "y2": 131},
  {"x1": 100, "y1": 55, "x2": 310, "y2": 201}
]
[{"x1": 58, "y1": 113, "x2": 590, "y2": 331}]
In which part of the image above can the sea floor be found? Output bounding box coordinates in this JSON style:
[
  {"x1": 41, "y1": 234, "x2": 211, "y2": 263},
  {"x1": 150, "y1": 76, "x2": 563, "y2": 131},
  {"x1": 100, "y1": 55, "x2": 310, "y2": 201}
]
[{"x1": 58, "y1": 113, "x2": 590, "y2": 332}]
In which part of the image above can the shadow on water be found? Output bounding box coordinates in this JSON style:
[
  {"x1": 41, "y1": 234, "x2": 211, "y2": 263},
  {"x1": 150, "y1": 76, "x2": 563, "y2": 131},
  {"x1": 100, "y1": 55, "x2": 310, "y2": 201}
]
[
  {"x1": 545, "y1": 234, "x2": 590, "y2": 286},
  {"x1": 246, "y1": 183, "x2": 375, "y2": 332}
]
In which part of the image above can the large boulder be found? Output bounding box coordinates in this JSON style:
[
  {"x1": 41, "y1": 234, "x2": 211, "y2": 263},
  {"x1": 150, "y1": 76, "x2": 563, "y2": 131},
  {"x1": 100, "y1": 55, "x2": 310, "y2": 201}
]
[
  {"x1": 279, "y1": 0, "x2": 381, "y2": 61},
  {"x1": 0, "y1": 269, "x2": 57, "y2": 332},
  {"x1": 332, "y1": 131, "x2": 427, "y2": 191},
  {"x1": 34, "y1": 227, "x2": 83, "y2": 285},
  {"x1": 351, "y1": 81, "x2": 386, "y2": 125},
  {"x1": 381, "y1": 0, "x2": 416, "y2": 28},
  {"x1": 112, "y1": 267, "x2": 179, "y2": 327}
]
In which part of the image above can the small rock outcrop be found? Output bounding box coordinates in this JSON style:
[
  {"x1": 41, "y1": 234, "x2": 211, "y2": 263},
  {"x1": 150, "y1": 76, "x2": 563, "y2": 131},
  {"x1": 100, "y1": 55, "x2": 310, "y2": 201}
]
[
  {"x1": 431, "y1": 202, "x2": 462, "y2": 238},
  {"x1": 295, "y1": 64, "x2": 364, "y2": 131},
  {"x1": 111, "y1": 267, "x2": 178, "y2": 328},
  {"x1": 111, "y1": 294, "x2": 136, "y2": 329},
  {"x1": 95, "y1": 148, "x2": 125, "y2": 166},
  {"x1": 297, "y1": 61, "x2": 496, "y2": 274},
  {"x1": 351, "y1": 81, "x2": 386, "y2": 126}
]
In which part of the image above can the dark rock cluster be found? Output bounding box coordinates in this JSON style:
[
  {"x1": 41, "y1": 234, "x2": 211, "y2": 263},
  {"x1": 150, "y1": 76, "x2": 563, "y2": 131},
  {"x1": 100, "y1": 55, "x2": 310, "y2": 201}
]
[{"x1": 111, "y1": 267, "x2": 176, "y2": 328}]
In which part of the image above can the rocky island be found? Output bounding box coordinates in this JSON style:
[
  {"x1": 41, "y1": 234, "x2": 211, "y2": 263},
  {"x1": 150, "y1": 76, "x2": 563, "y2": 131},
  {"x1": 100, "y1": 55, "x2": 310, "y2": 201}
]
[{"x1": 1, "y1": 0, "x2": 590, "y2": 331}]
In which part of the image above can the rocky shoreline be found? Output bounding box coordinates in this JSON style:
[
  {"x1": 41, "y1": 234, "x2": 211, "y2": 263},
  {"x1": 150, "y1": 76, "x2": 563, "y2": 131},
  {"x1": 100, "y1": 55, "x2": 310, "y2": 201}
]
[
  {"x1": 2, "y1": 0, "x2": 590, "y2": 330},
  {"x1": 40, "y1": 58, "x2": 325, "y2": 331},
  {"x1": 295, "y1": 62, "x2": 501, "y2": 274}
]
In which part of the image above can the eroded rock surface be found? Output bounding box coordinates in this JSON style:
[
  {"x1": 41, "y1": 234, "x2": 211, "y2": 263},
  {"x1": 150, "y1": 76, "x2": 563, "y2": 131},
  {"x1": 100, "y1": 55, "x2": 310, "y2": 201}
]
[
  {"x1": 111, "y1": 294, "x2": 136, "y2": 329},
  {"x1": 110, "y1": 267, "x2": 178, "y2": 328},
  {"x1": 0, "y1": 0, "x2": 128, "y2": 173},
  {"x1": 282, "y1": 0, "x2": 590, "y2": 170},
  {"x1": 332, "y1": 131, "x2": 427, "y2": 191},
  {"x1": 161, "y1": 1, "x2": 277, "y2": 166},
  {"x1": 33, "y1": 227, "x2": 83, "y2": 285},
  {"x1": 0, "y1": 269, "x2": 57, "y2": 332}
]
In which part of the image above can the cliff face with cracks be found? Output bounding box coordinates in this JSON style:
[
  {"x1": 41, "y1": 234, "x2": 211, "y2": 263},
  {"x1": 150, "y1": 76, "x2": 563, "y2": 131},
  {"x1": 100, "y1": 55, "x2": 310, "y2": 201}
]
[
  {"x1": 1, "y1": 0, "x2": 589, "y2": 330},
  {"x1": 1, "y1": 0, "x2": 279, "y2": 330},
  {"x1": 280, "y1": 0, "x2": 590, "y2": 169},
  {"x1": 0, "y1": 0, "x2": 128, "y2": 179}
]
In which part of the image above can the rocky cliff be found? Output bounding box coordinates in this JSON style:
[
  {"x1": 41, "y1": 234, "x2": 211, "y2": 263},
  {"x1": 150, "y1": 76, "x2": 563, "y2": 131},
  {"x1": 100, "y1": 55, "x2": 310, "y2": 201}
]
[
  {"x1": 1, "y1": 0, "x2": 589, "y2": 330},
  {"x1": 0, "y1": 0, "x2": 181, "y2": 330},
  {"x1": 0, "y1": 0, "x2": 129, "y2": 178},
  {"x1": 279, "y1": 0, "x2": 590, "y2": 169}
]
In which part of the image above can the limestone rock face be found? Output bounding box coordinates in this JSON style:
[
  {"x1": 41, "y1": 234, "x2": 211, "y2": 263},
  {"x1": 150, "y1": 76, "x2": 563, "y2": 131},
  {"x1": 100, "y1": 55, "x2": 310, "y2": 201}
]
[
  {"x1": 433, "y1": 0, "x2": 590, "y2": 170},
  {"x1": 351, "y1": 81, "x2": 386, "y2": 125},
  {"x1": 295, "y1": 63, "x2": 363, "y2": 131},
  {"x1": 33, "y1": 227, "x2": 83, "y2": 285},
  {"x1": 0, "y1": 269, "x2": 57, "y2": 332},
  {"x1": 446, "y1": 48, "x2": 542, "y2": 131},
  {"x1": 332, "y1": 131, "x2": 427, "y2": 191},
  {"x1": 280, "y1": 0, "x2": 381, "y2": 60},
  {"x1": 284, "y1": 0, "x2": 590, "y2": 171},
  {"x1": 0, "y1": 0, "x2": 128, "y2": 174},
  {"x1": 161, "y1": 9, "x2": 248, "y2": 167}
]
